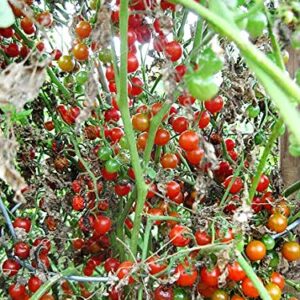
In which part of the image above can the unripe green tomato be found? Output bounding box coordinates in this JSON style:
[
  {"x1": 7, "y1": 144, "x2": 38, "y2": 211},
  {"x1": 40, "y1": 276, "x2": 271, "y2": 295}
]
[
  {"x1": 119, "y1": 136, "x2": 129, "y2": 149},
  {"x1": 283, "y1": 10, "x2": 294, "y2": 25},
  {"x1": 246, "y1": 12, "x2": 267, "y2": 38},
  {"x1": 289, "y1": 144, "x2": 300, "y2": 157},
  {"x1": 186, "y1": 74, "x2": 219, "y2": 101},
  {"x1": 105, "y1": 158, "x2": 121, "y2": 173},
  {"x1": 262, "y1": 234, "x2": 275, "y2": 250},
  {"x1": 282, "y1": 50, "x2": 289, "y2": 64},
  {"x1": 98, "y1": 146, "x2": 113, "y2": 161},
  {"x1": 76, "y1": 71, "x2": 88, "y2": 85},
  {"x1": 267, "y1": 251, "x2": 279, "y2": 269},
  {"x1": 291, "y1": 30, "x2": 300, "y2": 49},
  {"x1": 99, "y1": 48, "x2": 112, "y2": 64},
  {"x1": 63, "y1": 74, "x2": 75, "y2": 88},
  {"x1": 246, "y1": 105, "x2": 260, "y2": 118},
  {"x1": 254, "y1": 132, "x2": 265, "y2": 145},
  {"x1": 174, "y1": 287, "x2": 189, "y2": 300},
  {"x1": 74, "y1": 84, "x2": 84, "y2": 94}
]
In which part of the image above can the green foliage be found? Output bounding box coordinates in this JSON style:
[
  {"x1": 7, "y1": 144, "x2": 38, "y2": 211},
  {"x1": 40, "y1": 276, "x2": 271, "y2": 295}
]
[{"x1": 0, "y1": 0, "x2": 15, "y2": 28}]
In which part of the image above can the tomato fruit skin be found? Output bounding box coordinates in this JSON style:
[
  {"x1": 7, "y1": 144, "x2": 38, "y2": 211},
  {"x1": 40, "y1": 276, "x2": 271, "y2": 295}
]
[
  {"x1": 130, "y1": 77, "x2": 143, "y2": 96},
  {"x1": 186, "y1": 147, "x2": 204, "y2": 165},
  {"x1": 5, "y1": 43, "x2": 20, "y2": 57},
  {"x1": 179, "y1": 130, "x2": 199, "y2": 151},
  {"x1": 270, "y1": 272, "x2": 285, "y2": 290},
  {"x1": 2, "y1": 258, "x2": 21, "y2": 276},
  {"x1": 93, "y1": 215, "x2": 112, "y2": 235},
  {"x1": 154, "y1": 285, "x2": 174, "y2": 300},
  {"x1": 227, "y1": 261, "x2": 246, "y2": 282},
  {"x1": 105, "y1": 158, "x2": 121, "y2": 173},
  {"x1": 256, "y1": 174, "x2": 270, "y2": 192},
  {"x1": 104, "y1": 258, "x2": 120, "y2": 273},
  {"x1": 195, "y1": 230, "x2": 211, "y2": 245},
  {"x1": 223, "y1": 176, "x2": 243, "y2": 194},
  {"x1": 72, "y1": 195, "x2": 85, "y2": 211},
  {"x1": 211, "y1": 289, "x2": 229, "y2": 300},
  {"x1": 13, "y1": 217, "x2": 31, "y2": 232},
  {"x1": 98, "y1": 146, "x2": 113, "y2": 161},
  {"x1": 73, "y1": 42, "x2": 89, "y2": 61},
  {"x1": 204, "y1": 96, "x2": 224, "y2": 113},
  {"x1": 172, "y1": 116, "x2": 189, "y2": 134},
  {"x1": 261, "y1": 234, "x2": 275, "y2": 250},
  {"x1": 169, "y1": 225, "x2": 190, "y2": 247},
  {"x1": 195, "y1": 110, "x2": 211, "y2": 129},
  {"x1": 175, "y1": 262, "x2": 198, "y2": 287},
  {"x1": 147, "y1": 255, "x2": 167, "y2": 275},
  {"x1": 9, "y1": 283, "x2": 26, "y2": 300},
  {"x1": 28, "y1": 275, "x2": 42, "y2": 292},
  {"x1": 197, "y1": 282, "x2": 216, "y2": 297},
  {"x1": 161, "y1": 153, "x2": 179, "y2": 169},
  {"x1": 266, "y1": 282, "x2": 282, "y2": 300},
  {"x1": 76, "y1": 20, "x2": 92, "y2": 39},
  {"x1": 164, "y1": 41, "x2": 182, "y2": 62},
  {"x1": 282, "y1": 241, "x2": 300, "y2": 261},
  {"x1": 166, "y1": 181, "x2": 181, "y2": 199},
  {"x1": 241, "y1": 277, "x2": 260, "y2": 298},
  {"x1": 117, "y1": 261, "x2": 135, "y2": 284},
  {"x1": 14, "y1": 241, "x2": 30, "y2": 259},
  {"x1": 132, "y1": 113, "x2": 150, "y2": 132},
  {"x1": 58, "y1": 55, "x2": 75, "y2": 72},
  {"x1": 155, "y1": 128, "x2": 171, "y2": 146},
  {"x1": 200, "y1": 266, "x2": 220, "y2": 287},
  {"x1": 267, "y1": 213, "x2": 287, "y2": 233},
  {"x1": 127, "y1": 53, "x2": 139, "y2": 73},
  {"x1": 246, "y1": 240, "x2": 266, "y2": 261}
]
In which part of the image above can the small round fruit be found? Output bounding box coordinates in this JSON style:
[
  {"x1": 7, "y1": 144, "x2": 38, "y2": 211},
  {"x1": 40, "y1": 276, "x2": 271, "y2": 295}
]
[
  {"x1": 246, "y1": 240, "x2": 266, "y2": 261},
  {"x1": 75, "y1": 20, "x2": 92, "y2": 39},
  {"x1": 267, "y1": 213, "x2": 287, "y2": 233},
  {"x1": 58, "y1": 55, "x2": 74, "y2": 72},
  {"x1": 282, "y1": 241, "x2": 300, "y2": 261},
  {"x1": 241, "y1": 277, "x2": 259, "y2": 298},
  {"x1": 265, "y1": 282, "x2": 281, "y2": 300}
]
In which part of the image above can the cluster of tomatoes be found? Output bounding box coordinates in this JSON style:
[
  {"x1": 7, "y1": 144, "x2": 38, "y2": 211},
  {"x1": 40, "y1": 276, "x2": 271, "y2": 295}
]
[{"x1": 0, "y1": 0, "x2": 300, "y2": 299}]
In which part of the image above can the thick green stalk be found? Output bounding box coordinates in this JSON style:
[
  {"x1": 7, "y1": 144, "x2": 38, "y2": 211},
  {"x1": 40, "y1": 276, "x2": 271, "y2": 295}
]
[
  {"x1": 236, "y1": 252, "x2": 272, "y2": 300},
  {"x1": 170, "y1": 0, "x2": 300, "y2": 103},
  {"x1": 283, "y1": 180, "x2": 300, "y2": 197},
  {"x1": 118, "y1": 0, "x2": 147, "y2": 257},
  {"x1": 190, "y1": 18, "x2": 203, "y2": 62},
  {"x1": 143, "y1": 102, "x2": 171, "y2": 166}
]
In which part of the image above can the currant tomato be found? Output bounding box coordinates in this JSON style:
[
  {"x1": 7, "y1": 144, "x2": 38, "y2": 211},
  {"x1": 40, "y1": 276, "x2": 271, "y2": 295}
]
[
  {"x1": 266, "y1": 282, "x2": 282, "y2": 300},
  {"x1": 241, "y1": 277, "x2": 260, "y2": 298},
  {"x1": 197, "y1": 282, "x2": 216, "y2": 298},
  {"x1": 132, "y1": 113, "x2": 150, "y2": 131},
  {"x1": 166, "y1": 181, "x2": 181, "y2": 199},
  {"x1": 179, "y1": 130, "x2": 199, "y2": 151},
  {"x1": 267, "y1": 213, "x2": 287, "y2": 233},
  {"x1": 246, "y1": 240, "x2": 266, "y2": 261},
  {"x1": 147, "y1": 255, "x2": 167, "y2": 275},
  {"x1": 200, "y1": 266, "x2": 220, "y2": 287},
  {"x1": 127, "y1": 53, "x2": 139, "y2": 73},
  {"x1": 93, "y1": 215, "x2": 112, "y2": 235},
  {"x1": 58, "y1": 55, "x2": 75, "y2": 72},
  {"x1": 8, "y1": 283, "x2": 26, "y2": 300},
  {"x1": 5, "y1": 43, "x2": 19, "y2": 57},
  {"x1": 164, "y1": 41, "x2": 182, "y2": 62},
  {"x1": 169, "y1": 225, "x2": 190, "y2": 247},
  {"x1": 270, "y1": 272, "x2": 285, "y2": 290},
  {"x1": 36, "y1": 11, "x2": 53, "y2": 27},
  {"x1": 204, "y1": 96, "x2": 224, "y2": 114},
  {"x1": 161, "y1": 153, "x2": 179, "y2": 169},
  {"x1": 178, "y1": 94, "x2": 196, "y2": 106},
  {"x1": 175, "y1": 262, "x2": 198, "y2": 287},
  {"x1": 130, "y1": 77, "x2": 143, "y2": 96},
  {"x1": 2, "y1": 258, "x2": 21, "y2": 276},
  {"x1": 155, "y1": 128, "x2": 170, "y2": 146},
  {"x1": 172, "y1": 116, "x2": 189, "y2": 134},
  {"x1": 261, "y1": 234, "x2": 275, "y2": 250},
  {"x1": 223, "y1": 176, "x2": 243, "y2": 194},
  {"x1": 75, "y1": 20, "x2": 92, "y2": 39},
  {"x1": 256, "y1": 174, "x2": 270, "y2": 192},
  {"x1": 28, "y1": 276, "x2": 42, "y2": 292},
  {"x1": 117, "y1": 261, "x2": 135, "y2": 284},
  {"x1": 73, "y1": 42, "x2": 89, "y2": 61},
  {"x1": 104, "y1": 258, "x2": 120, "y2": 273},
  {"x1": 72, "y1": 195, "x2": 85, "y2": 211},
  {"x1": 281, "y1": 241, "x2": 300, "y2": 261},
  {"x1": 227, "y1": 262, "x2": 246, "y2": 282},
  {"x1": 195, "y1": 230, "x2": 211, "y2": 245},
  {"x1": 211, "y1": 289, "x2": 229, "y2": 300},
  {"x1": 186, "y1": 147, "x2": 204, "y2": 165},
  {"x1": 14, "y1": 241, "x2": 30, "y2": 259},
  {"x1": 195, "y1": 110, "x2": 210, "y2": 129},
  {"x1": 154, "y1": 286, "x2": 174, "y2": 300},
  {"x1": 13, "y1": 217, "x2": 31, "y2": 232},
  {"x1": 115, "y1": 182, "x2": 131, "y2": 197}
]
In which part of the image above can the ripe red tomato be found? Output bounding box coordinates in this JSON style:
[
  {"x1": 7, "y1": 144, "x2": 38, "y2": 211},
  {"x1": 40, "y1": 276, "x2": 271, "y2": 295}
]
[
  {"x1": 197, "y1": 282, "x2": 217, "y2": 297},
  {"x1": 195, "y1": 230, "x2": 212, "y2": 245},
  {"x1": 223, "y1": 176, "x2": 243, "y2": 194},
  {"x1": 186, "y1": 147, "x2": 204, "y2": 165},
  {"x1": 256, "y1": 174, "x2": 270, "y2": 192},
  {"x1": 175, "y1": 262, "x2": 198, "y2": 287},
  {"x1": 267, "y1": 213, "x2": 287, "y2": 233},
  {"x1": 147, "y1": 255, "x2": 167, "y2": 275},
  {"x1": 154, "y1": 285, "x2": 174, "y2": 300},
  {"x1": 117, "y1": 261, "x2": 135, "y2": 284},
  {"x1": 164, "y1": 41, "x2": 182, "y2": 62},
  {"x1": 241, "y1": 277, "x2": 259, "y2": 298},
  {"x1": 101, "y1": 168, "x2": 118, "y2": 181},
  {"x1": 13, "y1": 217, "x2": 31, "y2": 232},
  {"x1": 166, "y1": 181, "x2": 181, "y2": 199},
  {"x1": 169, "y1": 225, "x2": 190, "y2": 247},
  {"x1": 76, "y1": 20, "x2": 92, "y2": 39},
  {"x1": 227, "y1": 262, "x2": 246, "y2": 282},
  {"x1": 178, "y1": 94, "x2": 196, "y2": 106},
  {"x1": 270, "y1": 272, "x2": 285, "y2": 290},
  {"x1": 14, "y1": 241, "x2": 30, "y2": 260},
  {"x1": 28, "y1": 275, "x2": 42, "y2": 292},
  {"x1": 0, "y1": 27, "x2": 14, "y2": 38},
  {"x1": 195, "y1": 110, "x2": 211, "y2": 129},
  {"x1": 200, "y1": 266, "x2": 220, "y2": 287},
  {"x1": 246, "y1": 240, "x2": 266, "y2": 261},
  {"x1": 73, "y1": 42, "x2": 89, "y2": 61},
  {"x1": 204, "y1": 96, "x2": 224, "y2": 113},
  {"x1": 128, "y1": 29, "x2": 137, "y2": 46},
  {"x1": 9, "y1": 283, "x2": 26, "y2": 300},
  {"x1": 72, "y1": 195, "x2": 85, "y2": 211},
  {"x1": 148, "y1": 208, "x2": 164, "y2": 225},
  {"x1": 5, "y1": 43, "x2": 20, "y2": 57},
  {"x1": 132, "y1": 113, "x2": 150, "y2": 131},
  {"x1": 172, "y1": 116, "x2": 189, "y2": 133},
  {"x1": 104, "y1": 258, "x2": 120, "y2": 273},
  {"x1": 128, "y1": 53, "x2": 139, "y2": 73},
  {"x1": 33, "y1": 237, "x2": 51, "y2": 254},
  {"x1": 155, "y1": 128, "x2": 170, "y2": 146},
  {"x1": 93, "y1": 215, "x2": 112, "y2": 235},
  {"x1": 161, "y1": 153, "x2": 179, "y2": 169},
  {"x1": 115, "y1": 182, "x2": 131, "y2": 196},
  {"x1": 2, "y1": 259, "x2": 21, "y2": 276},
  {"x1": 137, "y1": 132, "x2": 148, "y2": 150},
  {"x1": 179, "y1": 130, "x2": 199, "y2": 151},
  {"x1": 72, "y1": 238, "x2": 85, "y2": 250},
  {"x1": 175, "y1": 64, "x2": 187, "y2": 82},
  {"x1": 36, "y1": 11, "x2": 53, "y2": 27},
  {"x1": 130, "y1": 77, "x2": 143, "y2": 96},
  {"x1": 281, "y1": 241, "x2": 300, "y2": 261},
  {"x1": 225, "y1": 138, "x2": 235, "y2": 151},
  {"x1": 20, "y1": 17, "x2": 36, "y2": 34}
]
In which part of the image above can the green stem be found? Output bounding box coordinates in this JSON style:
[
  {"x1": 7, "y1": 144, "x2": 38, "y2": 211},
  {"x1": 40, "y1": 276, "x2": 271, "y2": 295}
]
[
  {"x1": 283, "y1": 180, "x2": 300, "y2": 197},
  {"x1": 236, "y1": 252, "x2": 272, "y2": 300},
  {"x1": 143, "y1": 103, "x2": 171, "y2": 166},
  {"x1": 118, "y1": 0, "x2": 147, "y2": 257},
  {"x1": 190, "y1": 18, "x2": 203, "y2": 63},
  {"x1": 177, "y1": 9, "x2": 189, "y2": 41},
  {"x1": 46, "y1": 68, "x2": 71, "y2": 98},
  {"x1": 169, "y1": 0, "x2": 300, "y2": 103}
]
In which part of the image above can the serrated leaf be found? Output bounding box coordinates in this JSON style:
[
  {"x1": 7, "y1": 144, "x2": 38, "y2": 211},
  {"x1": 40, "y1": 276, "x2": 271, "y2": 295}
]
[
  {"x1": 197, "y1": 48, "x2": 223, "y2": 77},
  {"x1": 0, "y1": 0, "x2": 15, "y2": 28}
]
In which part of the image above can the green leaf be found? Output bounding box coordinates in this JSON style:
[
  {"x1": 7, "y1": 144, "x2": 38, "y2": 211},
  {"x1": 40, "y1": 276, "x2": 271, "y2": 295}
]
[
  {"x1": 209, "y1": 0, "x2": 237, "y2": 23},
  {"x1": 0, "y1": 0, "x2": 15, "y2": 28},
  {"x1": 197, "y1": 47, "x2": 223, "y2": 77},
  {"x1": 146, "y1": 167, "x2": 156, "y2": 180}
]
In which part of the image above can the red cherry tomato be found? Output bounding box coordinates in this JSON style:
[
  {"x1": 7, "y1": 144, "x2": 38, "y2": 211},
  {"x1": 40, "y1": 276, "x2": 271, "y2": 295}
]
[
  {"x1": 175, "y1": 262, "x2": 198, "y2": 287},
  {"x1": 227, "y1": 262, "x2": 246, "y2": 282},
  {"x1": 200, "y1": 266, "x2": 221, "y2": 287},
  {"x1": 169, "y1": 225, "x2": 190, "y2": 247},
  {"x1": 204, "y1": 96, "x2": 224, "y2": 114}
]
